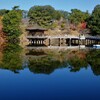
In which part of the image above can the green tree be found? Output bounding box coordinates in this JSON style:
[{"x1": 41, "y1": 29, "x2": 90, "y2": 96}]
[
  {"x1": 28, "y1": 5, "x2": 56, "y2": 28},
  {"x1": 69, "y1": 9, "x2": 89, "y2": 25},
  {"x1": 87, "y1": 5, "x2": 100, "y2": 35},
  {"x1": 2, "y1": 9, "x2": 22, "y2": 41},
  {"x1": 0, "y1": 9, "x2": 9, "y2": 16},
  {"x1": 53, "y1": 10, "x2": 62, "y2": 20},
  {"x1": 28, "y1": 5, "x2": 68, "y2": 28},
  {"x1": 12, "y1": 6, "x2": 20, "y2": 10}
]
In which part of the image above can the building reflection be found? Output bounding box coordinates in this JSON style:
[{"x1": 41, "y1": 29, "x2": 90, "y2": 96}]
[
  {"x1": 25, "y1": 48, "x2": 100, "y2": 76},
  {"x1": 0, "y1": 45, "x2": 100, "y2": 76}
]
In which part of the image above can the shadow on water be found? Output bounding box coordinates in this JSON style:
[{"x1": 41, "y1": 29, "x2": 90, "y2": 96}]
[{"x1": 0, "y1": 43, "x2": 100, "y2": 76}]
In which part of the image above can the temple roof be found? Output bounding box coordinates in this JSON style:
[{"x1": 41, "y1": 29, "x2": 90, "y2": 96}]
[{"x1": 26, "y1": 24, "x2": 47, "y2": 31}]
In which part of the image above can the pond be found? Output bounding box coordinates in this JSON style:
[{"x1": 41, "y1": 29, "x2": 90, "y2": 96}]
[{"x1": 0, "y1": 44, "x2": 100, "y2": 100}]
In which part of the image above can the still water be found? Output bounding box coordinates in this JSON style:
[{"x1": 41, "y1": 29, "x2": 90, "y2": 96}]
[{"x1": 0, "y1": 44, "x2": 100, "y2": 100}]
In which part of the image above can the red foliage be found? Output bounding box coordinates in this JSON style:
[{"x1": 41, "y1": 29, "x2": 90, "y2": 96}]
[{"x1": 81, "y1": 22, "x2": 87, "y2": 29}]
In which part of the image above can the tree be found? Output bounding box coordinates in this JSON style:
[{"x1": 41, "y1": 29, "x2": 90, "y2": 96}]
[
  {"x1": 12, "y1": 6, "x2": 20, "y2": 10},
  {"x1": 28, "y1": 5, "x2": 56, "y2": 28},
  {"x1": 2, "y1": 9, "x2": 22, "y2": 41},
  {"x1": 28, "y1": 5, "x2": 68, "y2": 28},
  {"x1": 0, "y1": 9, "x2": 9, "y2": 16},
  {"x1": 12, "y1": 6, "x2": 23, "y2": 17},
  {"x1": 69, "y1": 9, "x2": 89, "y2": 25},
  {"x1": 87, "y1": 5, "x2": 100, "y2": 35}
]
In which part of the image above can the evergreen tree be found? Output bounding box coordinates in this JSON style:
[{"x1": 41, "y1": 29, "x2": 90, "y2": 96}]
[
  {"x1": 87, "y1": 5, "x2": 100, "y2": 35},
  {"x1": 69, "y1": 9, "x2": 90, "y2": 25},
  {"x1": 2, "y1": 7, "x2": 22, "y2": 41}
]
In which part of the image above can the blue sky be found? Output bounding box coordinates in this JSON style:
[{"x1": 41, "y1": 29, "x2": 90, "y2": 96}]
[{"x1": 0, "y1": 0, "x2": 100, "y2": 13}]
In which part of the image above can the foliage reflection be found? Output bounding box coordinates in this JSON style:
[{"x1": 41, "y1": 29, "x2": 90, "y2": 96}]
[
  {"x1": 0, "y1": 46, "x2": 100, "y2": 76},
  {"x1": 0, "y1": 43, "x2": 23, "y2": 73}
]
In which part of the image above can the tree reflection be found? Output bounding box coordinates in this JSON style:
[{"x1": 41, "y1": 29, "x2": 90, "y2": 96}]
[
  {"x1": 27, "y1": 50, "x2": 88, "y2": 74},
  {"x1": 0, "y1": 43, "x2": 23, "y2": 73},
  {"x1": 87, "y1": 50, "x2": 100, "y2": 76},
  {"x1": 68, "y1": 57, "x2": 88, "y2": 72},
  {"x1": 67, "y1": 50, "x2": 88, "y2": 72},
  {"x1": 26, "y1": 49, "x2": 100, "y2": 75},
  {"x1": 28, "y1": 56, "x2": 67, "y2": 74},
  {"x1": 0, "y1": 46, "x2": 100, "y2": 76}
]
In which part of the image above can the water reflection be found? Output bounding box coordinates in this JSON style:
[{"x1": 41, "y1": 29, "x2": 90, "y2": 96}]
[
  {"x1": 87, "y1": 50, "x2": 100, "y2": 75},
  {"x1": 0, "y1": 43, "x2": 23, "y2": 73},
  {"x1": 67, "y1": 50, "x2": 88, "y2": 72},
  {"x1": 0, "y1": 44, "x2": 100, "y2": 76}
]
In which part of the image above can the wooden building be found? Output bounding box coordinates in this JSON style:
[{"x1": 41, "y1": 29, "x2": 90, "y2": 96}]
[
  {"x1": 26, "y1": 26, "x2": 47, "y2": 46},
  {"x1": 26, "y1": 26, "x2": 47, "y2": 36},
  {"x1": 26, "y1": 26, "x2": 100, "y2": 47}
]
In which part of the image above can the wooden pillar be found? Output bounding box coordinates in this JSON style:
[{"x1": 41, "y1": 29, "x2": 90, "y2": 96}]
[
  {"x1": 74, "y1": 39, "x2": 76, "y2": 44},
  {"x1": 34, "y1": 39, "x2": 36, "y2": 45},
  {"x1": 42, "y1": 39, "x2": 43, "y2": 45},
  {"x1": 80, "y1": 39, "x2": 82, "y2": 45},
  {"x1": 93, "y1": 39, "x2": 94, "y2": 44},
  {"x1": 38, "y1": 39, "x2": 41, "y2": 44},
  {"x1": 74, "y1": 39, "x2": 75, "y2": 44},
  {"x1": 38, "y1": 40, "x2": 39, "y2": 45},
  {"x1": 86, "y1": 39, "x2": 88, "y2": 45},
  {"x1": 92, "y1": 40, "x2": 93, "y2": 44},
  {"x1": 88, "y1": 39, "x2": 90, "y2": 45},
  {"x1": 36, "y1": 40, "x2": 37, "y2": 45},
  {"x1": 90, "y1": 39, "x2": 91, "y2": 45},
  {"x1": 83, "y1": 39, "x2": 85, "y2": 45},
  {"x1": 32, "y1": 39, "x2": 34, "y2": 45},
  {"x1": 39, "y1": 39, "x2": 41, "y2": 45},
  {"x1": 88, "y1": 39, "x2": 89, "y2": 45},
  {"x1": 41, "y1": 39, "x2": 42, "y2": 45},
  {"x1": 30, "y1": 40, "x2": 32, "y2": 44},
  {"x1": 69, "y1": 38, "x2": 71, "y2": 46},
  {"x1": 38, "y1": 40, "x2": 40, "y2": 45},
  {"x1": 94, "y1": 40, "x2": 95, "y2": 44}
]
